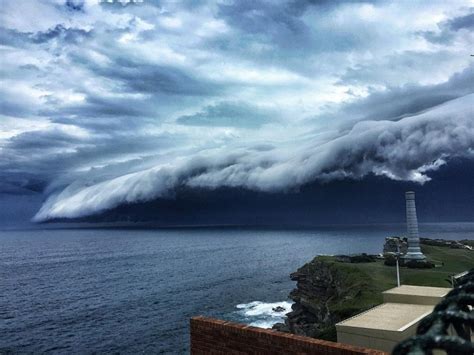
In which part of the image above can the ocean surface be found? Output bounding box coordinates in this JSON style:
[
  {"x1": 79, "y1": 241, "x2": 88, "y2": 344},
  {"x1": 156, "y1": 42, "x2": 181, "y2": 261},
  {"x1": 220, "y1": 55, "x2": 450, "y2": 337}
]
[{"x1": 1, "y1": 223, "x2": 473, "y2": 354}]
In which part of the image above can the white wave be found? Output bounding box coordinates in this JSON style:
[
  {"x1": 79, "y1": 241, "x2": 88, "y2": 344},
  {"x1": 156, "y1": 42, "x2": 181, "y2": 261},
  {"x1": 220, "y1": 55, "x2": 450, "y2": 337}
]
[{"x1": 235, "y1": 300, "x2": 292, "y2": 329}]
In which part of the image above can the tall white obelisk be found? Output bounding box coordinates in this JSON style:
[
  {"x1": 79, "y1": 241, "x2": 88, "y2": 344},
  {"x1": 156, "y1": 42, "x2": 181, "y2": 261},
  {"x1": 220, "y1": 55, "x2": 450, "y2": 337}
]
[{"x1": 403, "y1": 191, "x2": 426, "y2": 261}]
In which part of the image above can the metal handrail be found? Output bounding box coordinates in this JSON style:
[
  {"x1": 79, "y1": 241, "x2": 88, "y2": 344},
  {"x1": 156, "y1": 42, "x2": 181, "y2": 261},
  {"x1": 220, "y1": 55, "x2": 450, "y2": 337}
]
[{"x1": 392, "y1": 269, "x2": 474, "y2": 355}]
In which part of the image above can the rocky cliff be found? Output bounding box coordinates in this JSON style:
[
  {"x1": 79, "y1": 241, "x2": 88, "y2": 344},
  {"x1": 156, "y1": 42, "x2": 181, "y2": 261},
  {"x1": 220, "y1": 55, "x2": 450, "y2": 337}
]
[
  {"x1": 273, "y1": 238, "x2": 473, "y2": 341},
  {"x1": 273, "y1": 256, "x2": 380, "y2": 340}
]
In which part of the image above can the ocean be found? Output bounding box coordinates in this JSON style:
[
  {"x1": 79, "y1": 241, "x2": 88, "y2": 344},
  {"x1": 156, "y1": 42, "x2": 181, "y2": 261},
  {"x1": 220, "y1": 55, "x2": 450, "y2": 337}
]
[{"x1": 1, "y1": 223, "x2": 472, "y2": 354}]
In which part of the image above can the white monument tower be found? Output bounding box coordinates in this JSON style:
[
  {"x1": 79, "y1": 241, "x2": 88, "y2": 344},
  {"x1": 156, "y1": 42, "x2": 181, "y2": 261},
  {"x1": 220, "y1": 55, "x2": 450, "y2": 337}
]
[{"x1": 403, "y1": 191, "x2": 426, "y2": 261}]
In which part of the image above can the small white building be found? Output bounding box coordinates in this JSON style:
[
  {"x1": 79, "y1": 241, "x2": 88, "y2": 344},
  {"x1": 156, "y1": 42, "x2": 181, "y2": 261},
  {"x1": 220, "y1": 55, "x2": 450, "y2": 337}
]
[
  {"x1": 382, "y1": 285, "x2": 450, "y2": 305},
  {"x1": 336, "y1": 285, "x2": 451, "y2": 353}
]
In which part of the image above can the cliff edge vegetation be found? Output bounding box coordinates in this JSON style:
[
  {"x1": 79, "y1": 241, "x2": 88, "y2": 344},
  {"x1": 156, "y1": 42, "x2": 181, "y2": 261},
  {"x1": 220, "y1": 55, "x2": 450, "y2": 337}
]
[{"x1": 274, "y1": 243, "x2": 473, "y2": 341}]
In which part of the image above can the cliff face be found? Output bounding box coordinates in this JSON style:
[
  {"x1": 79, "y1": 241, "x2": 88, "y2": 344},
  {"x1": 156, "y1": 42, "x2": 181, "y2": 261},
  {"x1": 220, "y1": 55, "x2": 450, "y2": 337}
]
[
  {"x1": 273, "y1": 257, "x2": 379, "y2": 340},
  {"x1": 274, "y1": 240, "x2": 473, "y2": 341}
]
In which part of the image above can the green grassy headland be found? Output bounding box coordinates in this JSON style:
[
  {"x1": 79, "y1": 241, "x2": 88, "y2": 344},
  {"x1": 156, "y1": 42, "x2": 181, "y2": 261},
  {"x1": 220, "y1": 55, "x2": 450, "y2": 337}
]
[{"x1": 313, "y1": 244, "x2": 473, "y2": 340}]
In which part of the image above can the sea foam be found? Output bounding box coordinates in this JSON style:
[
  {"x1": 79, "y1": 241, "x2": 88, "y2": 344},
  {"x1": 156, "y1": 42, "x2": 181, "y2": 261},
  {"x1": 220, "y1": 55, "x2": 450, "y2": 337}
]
[{"x1": 235, "y1": 301, "x2": 293, "y2": 329}]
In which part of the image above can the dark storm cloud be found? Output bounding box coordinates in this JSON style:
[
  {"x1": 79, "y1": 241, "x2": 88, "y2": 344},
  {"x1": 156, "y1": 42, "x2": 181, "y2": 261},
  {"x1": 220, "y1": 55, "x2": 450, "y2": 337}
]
[
  {"x1": 0, "y1": 124, "x2": 189, "y2": 196},
  {"x1": 338, "y1": 50, "x2": 461, "y2": 86},
  {"x1": 90, "y1": 59, "x2": 218, "y2": 96},
  {"x1": 66, "y1": 49, "x2": 218, "y2": 99},
  {"x1": 215, "y1": 0, "x2": 372, "y2": 58},
  {"x1": 0, "y1": 0, "x2": 473, "y2": 222},
  {"x1": 419, "y1": 8, "x2": 474, "y2": 44},
  {"x1": 0, "y1": 28, "x2": 30, "y2": 47},
  {"x1": 45, "y1": 94, "x2": 158, "y2": 122},
  {"x1": 33, "y1": 93, "x2": 474, "y2": 221},
  {"x1": 447, "y1": 11, "x2": 474, "y2": 31},
  {"x1": 217, "y1": 1, "x2": 309, "y2": 37},
  {"x1": 65, "y1": 0, "x2": 85, "y2": 12},
  {"x1": 7, "y1": 127, "x2": 86, "y2": 150},
  {"x1": 31, "y1": 24, "x2": 91, "y2": 44},
  {"x1": 176, "y1": 102, "x2": 273, "y2": 128},
  {"x1": 332, "y1": 64, "x2": 474, "y2": 123},
  {"x1": 1, "y1": 96, "x2": 36, "y2": 118},
  {"x1": 0, "y1": 25, "x2": 90, "y2": 46}
]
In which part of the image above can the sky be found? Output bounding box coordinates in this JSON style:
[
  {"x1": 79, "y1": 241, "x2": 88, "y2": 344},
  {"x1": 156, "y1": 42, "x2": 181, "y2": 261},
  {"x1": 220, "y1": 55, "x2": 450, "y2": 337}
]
[{"x1": 0, "y1": 0, "x2": 473, "y2": 225}]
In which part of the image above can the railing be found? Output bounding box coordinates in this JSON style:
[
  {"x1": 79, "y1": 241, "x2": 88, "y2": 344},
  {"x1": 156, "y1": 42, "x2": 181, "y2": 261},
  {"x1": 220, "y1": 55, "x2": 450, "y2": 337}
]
[{"x1": 393, "y1": 269, "x2": 474, "y2": 355}]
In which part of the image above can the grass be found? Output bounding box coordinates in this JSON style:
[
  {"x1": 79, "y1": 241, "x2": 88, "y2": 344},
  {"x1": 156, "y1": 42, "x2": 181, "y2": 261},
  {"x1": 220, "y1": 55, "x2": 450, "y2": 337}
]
[
  {"x1": 313, "y1": 244, "x2": 473, "y2": 341},
  {"x1": 353, "y1": 245, "x2": 473, "y2": 289}
]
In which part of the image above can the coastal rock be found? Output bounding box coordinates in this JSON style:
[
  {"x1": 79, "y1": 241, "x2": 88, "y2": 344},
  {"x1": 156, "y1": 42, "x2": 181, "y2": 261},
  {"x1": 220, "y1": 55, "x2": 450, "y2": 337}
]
[
  {"x1": 274, "y1": 237, "x2": 473, "y2": 342},
  {"x1": 273, "y1": 257, "x2": 374, "y2": 340}
]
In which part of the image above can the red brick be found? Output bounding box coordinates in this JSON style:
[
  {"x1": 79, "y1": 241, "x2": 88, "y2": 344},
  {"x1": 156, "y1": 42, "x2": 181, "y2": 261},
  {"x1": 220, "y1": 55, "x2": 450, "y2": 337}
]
[{"x1": 190, "y1": 317, "x2": 387, "y2": 355}]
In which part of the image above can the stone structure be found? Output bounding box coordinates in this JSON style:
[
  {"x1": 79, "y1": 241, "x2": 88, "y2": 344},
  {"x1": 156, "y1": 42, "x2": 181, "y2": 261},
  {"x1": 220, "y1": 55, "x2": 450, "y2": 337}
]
[
  {"x1": 336, "y1": 303, "x2": 433, "y2": 353},
  {"x1": 336, "y1": 285, "x2": 451, "y2": 352},
  {"x1": 403, "y1": 192, "x2": 426, "y2": 261},
  {"x1": 383, "y1": 237, "x2": 408, "y2": 255},
  {"x1": 382, "y1": 285, "x2": 450, "y2": 306}
]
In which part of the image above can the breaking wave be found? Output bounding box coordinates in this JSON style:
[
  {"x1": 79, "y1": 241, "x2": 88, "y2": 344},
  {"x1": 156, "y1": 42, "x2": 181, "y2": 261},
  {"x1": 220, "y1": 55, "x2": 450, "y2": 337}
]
[{"x1": 234, "y1": 300, "x2": 293, "y2": 329}]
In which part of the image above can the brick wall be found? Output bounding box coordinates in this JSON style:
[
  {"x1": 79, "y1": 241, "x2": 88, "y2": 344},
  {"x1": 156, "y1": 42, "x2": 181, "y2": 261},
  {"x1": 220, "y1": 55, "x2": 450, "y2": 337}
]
[{"x1": 190, "y1": 316, "x2": 387, "y2": 354}]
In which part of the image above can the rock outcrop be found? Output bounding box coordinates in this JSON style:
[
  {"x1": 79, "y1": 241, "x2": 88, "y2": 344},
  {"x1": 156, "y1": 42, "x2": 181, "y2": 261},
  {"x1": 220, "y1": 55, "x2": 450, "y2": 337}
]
[
  {"x1": 273, "y1": 257, "x2": 377, "y2": 340},
  {"x1": 274, "y1": 237, "x2": 473, "y2": 341}
]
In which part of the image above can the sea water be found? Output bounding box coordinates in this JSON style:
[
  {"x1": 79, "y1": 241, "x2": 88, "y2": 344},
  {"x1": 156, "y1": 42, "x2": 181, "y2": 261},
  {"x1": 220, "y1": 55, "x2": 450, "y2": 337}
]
[{"x1": 1, "y1": 223, "x2": 472, "y2": 353}]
